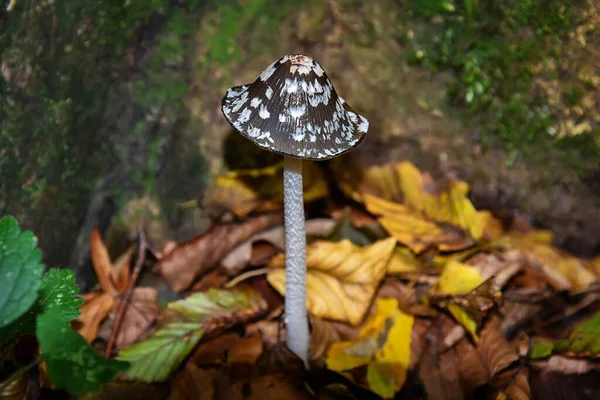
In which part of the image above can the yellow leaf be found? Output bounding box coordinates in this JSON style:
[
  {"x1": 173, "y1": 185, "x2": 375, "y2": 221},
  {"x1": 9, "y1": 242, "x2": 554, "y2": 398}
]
[
  {"x1": 341, "y1": 162, "x2": 491, "y2": 242},
  {"x1": 338, "y1": 162, "x2": 405, "y2": 204},
  {"x1": 326, "y1": 298, "x2": 414, "y2": 399},
  {"x1": 267, "y1": 238, "x2": 396, "y2": 325},
  {"x1": 514, "y1": 231, "x2": 596, "y2": 293},
  {"x1": 203, "y1": 161, "x2": 328, "y2": 218},
  {"x1": 448, "y1": 303, "x2": 479, "y2": 341},
  {"x1": 364, "y1": 194, "x2": 473, "y2": 253},
  {"x1": 438, "y1": 261, "x2": 485, "y2": 295},
  {"x1": 398, "y1": 162, "x2": 485, "y2": 240},
  {"x1": 386, "y1": 246, "x2": 424, "y2": 274}
]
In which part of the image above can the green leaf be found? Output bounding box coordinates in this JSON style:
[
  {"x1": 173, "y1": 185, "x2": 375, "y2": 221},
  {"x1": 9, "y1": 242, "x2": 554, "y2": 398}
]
[
  {"x1": 118, "y1": 287, "x2": 266, "y2": 382},
  {"x1": 554, "y1": 312, "x2": 600, "y2": 355},
  {"x1": 117, "y1": 321, "x2": 204, "y2": 382},
  {"x1": 0, "y1": 216, "x2": 44, "y2": 328},
  {"x1": 38, "y1": 268, "x2": 83, "y2": 322},
  {"x1": 530, "y1": 339, "x2": 555, "y2": 360},
  {"x1": 0, "y1": 268, "x2": 83, "y2": 342},
  {"x1": 37, "y1": 308, "x2": 129, "y2": 396}
]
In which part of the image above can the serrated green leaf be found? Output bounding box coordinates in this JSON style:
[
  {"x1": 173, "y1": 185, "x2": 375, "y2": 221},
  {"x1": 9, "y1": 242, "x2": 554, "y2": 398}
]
[
  {"x1": 117, "y1": 322, "x2": 203, "y2": 382},
  {"x1": 554, "y1": 312, "x2": 600, "y2": 355},
  {"x1": 0, "y1": 268, "x2": 84, "y2": 342},
  {"x1": 38, "y1": 268, "x2": 83, "y2": 322},
  {"x1": 0, "y1": 216, "x2": 44, "y2": 328},
  {"x1": 37, "y1": 308, "x2": 129, "y2": 396},
  {"x1": 118, "y1": 287, "x2": 266, "y2": 382}
]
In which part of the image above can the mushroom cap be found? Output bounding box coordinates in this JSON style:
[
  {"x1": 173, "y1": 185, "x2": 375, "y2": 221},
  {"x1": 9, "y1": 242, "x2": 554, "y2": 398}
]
[{"x1": 221, "y1": 54, "x2": 369, "y2": 161}]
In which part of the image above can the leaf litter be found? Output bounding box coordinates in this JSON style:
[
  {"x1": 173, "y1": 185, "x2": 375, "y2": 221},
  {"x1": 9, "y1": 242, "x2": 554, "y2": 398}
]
[{"x1": 18, "y1": 160, "x2": 600, "y2": 399}]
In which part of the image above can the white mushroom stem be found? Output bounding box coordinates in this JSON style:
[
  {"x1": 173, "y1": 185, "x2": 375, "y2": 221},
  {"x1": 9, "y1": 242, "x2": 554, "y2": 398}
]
[{"x1": 283, "y1": 155, "x2": 309, "y2": 367}]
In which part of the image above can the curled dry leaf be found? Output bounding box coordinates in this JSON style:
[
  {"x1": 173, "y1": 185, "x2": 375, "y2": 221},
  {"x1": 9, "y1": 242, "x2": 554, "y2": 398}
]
[
  {"x1": 76, "y1": 292, "x2": 115, "y2": 344},
  {"x1": 89, "y1": 227, "x2": 118, "y2": 296},
  {"x1": 76, "y1": 230, "x2": 158, "y2": 346},
  {"x1": 309, "y1": 316, "x2": 342, "y2": 366},
  {"x1": 364, "y1": 194, "x2": 474, "y2": 253},
  {"x1": 494, "y1": 368, "x2": 531, "y2": 400},
  {"x1": 191, "y1": 331, "x2": 263, "y2": 366},
  {"x1": 477, "y1": 317, "x2": 519, "y2": 378},
  {"x1": 267, "y1": 237, "x2": 397, "y2": 325},
  {"x1": 326, "y1": 298, "x2": 414, "y2": 399},
  {"x1": 220, "y1": 219, "x2": 336, "y2": 276},
  {"x1": 156, "y1": 213, "x2": 282, "y2": 292},
  {"x1": 511, "y1": 231, "x2": 596, "y2": 293},
  {"x1": 202, "y1": 161, "x2": 328, "y2": 219}
]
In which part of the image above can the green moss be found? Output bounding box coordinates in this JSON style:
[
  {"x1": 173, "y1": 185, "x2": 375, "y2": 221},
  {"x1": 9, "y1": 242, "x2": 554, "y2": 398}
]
[{"x1": 404, "y1": 0, "x2": 600, "y2": 173}]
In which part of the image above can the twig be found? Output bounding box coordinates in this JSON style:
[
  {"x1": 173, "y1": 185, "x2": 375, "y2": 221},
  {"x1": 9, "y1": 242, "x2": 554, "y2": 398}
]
[
  {"x1": 105, "y1": 230, "x2": 148, "y2": 357},
  {"x1": 224, "y1": 267, "x2": 270, "y2": 288}
]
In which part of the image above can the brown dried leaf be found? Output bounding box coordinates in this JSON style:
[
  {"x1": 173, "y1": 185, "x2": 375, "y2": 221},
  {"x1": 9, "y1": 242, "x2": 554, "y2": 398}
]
[
  {"x1": 192, "y1": 331, "x2": 263, "y2": 366},
  {"x1": 512, "y1": 231, "x2": 596, "y2": 293},
  {"x1": 419, "y1": 345, "x2": 465, "y2": 400},
  {"x1": 477, "y1": 317, "x2": 519, "y2": 378},
  {"x1": 156, "y1": 213, "x2": 282, "y2": 292},
  {"x1": 456, "y1": 338, "x2": 488, "y2": 393},
  {"x1": 112, "y1": 287, "x2": 159, "y2": 350},
  {"x1": 494, "y1": 368, "x2": 531, "y2": 400},
  {"x1": 90, "y1": 227, "x2": 117, "y2": 295},
  {"x1": 75, "y1": 292, "x2": 114, "y2": 344},
  {"x1": 309, "y1": 316, "x2": 342, "y2": 366},
  {"x1": 219, "y1": 219, "x2": 335, "y2": 276}
]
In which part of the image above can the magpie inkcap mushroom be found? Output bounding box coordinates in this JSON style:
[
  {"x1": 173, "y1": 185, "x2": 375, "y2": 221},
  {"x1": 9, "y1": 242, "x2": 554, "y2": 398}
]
[
  {"x1": 221, "y1": 54, "x2": 369, "y2": 160},
  {"x1": 221, "y1": 54, "x2": 369, "y2": 367}
]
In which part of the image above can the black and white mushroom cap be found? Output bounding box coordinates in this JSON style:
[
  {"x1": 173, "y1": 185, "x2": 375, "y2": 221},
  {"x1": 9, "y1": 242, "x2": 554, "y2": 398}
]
[{"x1": 221, "y1": 54, "x2": 369, "y2": 161}]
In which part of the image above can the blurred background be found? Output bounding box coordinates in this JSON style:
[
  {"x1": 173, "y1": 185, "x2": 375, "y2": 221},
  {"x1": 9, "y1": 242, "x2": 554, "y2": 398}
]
[{"x1": 1, "y1": 0, "x2": 598, "y2": 288}]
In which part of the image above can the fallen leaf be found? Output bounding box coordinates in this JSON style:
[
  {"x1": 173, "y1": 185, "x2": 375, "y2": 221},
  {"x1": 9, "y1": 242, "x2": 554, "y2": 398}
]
[
  {"x1": 90, "y1": 227, "x2": 118, "y2": 296},
  {"x1": 552, "y1": 311, "x2": 600, "y2": 358},
  {"x1": 386, "y1": 246, "x2": 426, "y2": 274},
  {"x1": 431, "y1": 261, "x2": 501, "y2": 340},
  {"x1": 326, "y1": 298, "x2": 414, "y2": 399},
  {"x1": 511, "y1": 231, "x2": 596, "y2": 293},
  {"x1": 338, "y1": 162, "x2": 406, "y2": 204},
  {"x1": 156, "y1": 213, "x2": 282, "y2": 292},
  {"x1": 364, "y1": 194, "x2": 474, "y2": 253},
  {"x1": 191, "y1": 331, "x2": 263, "y2": 366},
  {"x1": 317, "y1": 383, "x2": 359, "y2": 400},
  {"x1": 169, "y1": 363, "x2": 312, "y2": 400},
  {"x1": 118, "y1": 287, "x2": 267, "y2": 382},
  {"x1": 202, "y1": 161, "x2": 328, "y2": 219},
  {"x1": 396, "y1": 162, "x2": 487, "y2": 240},
  {"x1": 309, "y1": 316, "x2": 342, "y2": 366},
  {"x1": 76, "y1": 232, "x2": 154, "y2": 346},
  {"x1": 102, "y1": 287, "x2": 160, "y2": 350},
  {"x1": 76, "y1": 292, "x2": 115, "y2": 343},
  {"x1": 219, "y1": 219, "x2": 335, "y2": 276},
  {"x1": 455, "y1": 338, "x2": 488, "y2": 393},
  {"x1": 267, "y1": 237, "x2": 397, "y2": 325},
  {"x1": 494, "y1": 368, "x2": 531, "y2": 400},
  {"x1": 477, "y1": 317, "x2": 519, "y2": 377},
  {"x1": 438, "y1": 261, "x2": 485, "y2": 295}
]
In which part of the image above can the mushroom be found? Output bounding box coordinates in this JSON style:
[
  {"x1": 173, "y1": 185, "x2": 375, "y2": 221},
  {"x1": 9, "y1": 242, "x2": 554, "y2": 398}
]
[{"x1": 221, "y1": 54, "x2": 369, "y2": 366}]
